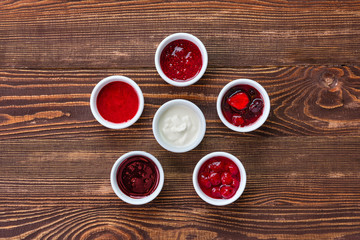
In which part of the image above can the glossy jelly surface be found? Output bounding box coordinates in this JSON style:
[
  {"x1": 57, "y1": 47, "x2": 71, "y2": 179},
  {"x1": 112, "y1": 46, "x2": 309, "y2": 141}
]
[
  {"x1": 198, "y1": 156, "x2": 240, "y2": 199},
  {"x1": 160, "y1": 39, "x2": 202, "y2": 81},
  {"x1": 221, "y1": 84, "x2": 264, "y2": 127},
  {"x1": 117, "y1": 155, "x2": 159, "y2": 198},
  {"x1": 97, "y1": 81, "x2": 139, "y2": 123}
]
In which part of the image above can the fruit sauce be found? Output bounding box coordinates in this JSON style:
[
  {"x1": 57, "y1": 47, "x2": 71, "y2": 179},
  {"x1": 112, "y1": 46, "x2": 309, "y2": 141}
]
[
  {"x1": 97, "y1": 81, "x2": 139, "y2": 124},
  {"x1": 160, "y1": 39, "x2": 202, "y2": 81},
  {"x1": 221, "y1": 84, "x2": 264, "y2": 127},
  {"x1": 117, "y1": 155, "x2": 159, "y2": 198},
  {"x1": 198, "y1": 156, "x2": 240, "y2": 199}
]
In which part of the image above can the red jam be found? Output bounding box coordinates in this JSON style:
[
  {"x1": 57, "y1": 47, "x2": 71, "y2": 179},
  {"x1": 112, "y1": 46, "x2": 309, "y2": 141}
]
[
  {"x1": 117, "y1": 155, "x2": 159, "y2": 198},
  {"x1": 97, "y1": 81, "x2": 139, "y2": 123},
  {"x1": 160, "y1": 39, "x2": 202, "y2": 81},
  {"x1": 198, "y1": 157, "x2": 240, "y2": 199},
  {"x1": 221, "y1": 84, "x2": 264, "y2": 127}
]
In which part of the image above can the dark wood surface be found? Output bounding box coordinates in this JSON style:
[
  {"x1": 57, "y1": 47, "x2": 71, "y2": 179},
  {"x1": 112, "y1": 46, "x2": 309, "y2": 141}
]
[{"x1": 1, "y1": 1, "x2": 359, "y2": 239}]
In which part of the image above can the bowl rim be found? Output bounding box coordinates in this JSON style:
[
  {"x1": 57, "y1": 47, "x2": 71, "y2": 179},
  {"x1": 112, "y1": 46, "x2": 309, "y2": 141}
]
[
  {"x1": 110, "y1": 151, "x2": 164, "y2": 205},
  {"x1": 155, "y1": 32, "x2": 208, "y2": 87},
  {"x1": 90, "y1": 75, "x2": 144, "y2": 129},
  {"x1": 152, "y1": 99, "x2": 206, "y2": 153},
  {"x1": 193, "y1": 152, "x2": 247, "y2": 206},
  {"x1": 216, "y1": 79, "x2": 270, "y2": 132}
]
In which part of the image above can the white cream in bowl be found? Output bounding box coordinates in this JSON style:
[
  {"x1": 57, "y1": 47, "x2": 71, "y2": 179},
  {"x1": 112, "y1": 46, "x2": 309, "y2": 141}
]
[{"x1": 153, "y1": 99, "x2": 206, "y2": 153}]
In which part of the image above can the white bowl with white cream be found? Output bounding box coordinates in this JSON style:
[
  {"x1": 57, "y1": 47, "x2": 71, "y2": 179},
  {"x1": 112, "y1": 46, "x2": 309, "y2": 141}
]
[{"x1": 152, "y1": 99, "x2": 206, "y2": 153}]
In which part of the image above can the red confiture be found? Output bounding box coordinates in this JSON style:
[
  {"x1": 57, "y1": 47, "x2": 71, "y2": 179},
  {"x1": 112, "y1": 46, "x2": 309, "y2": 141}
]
[
  {"x1": 97, "y1": 81, "x2": 139, "y2": 124},
  {"x1": 117, "y1": 155, "x2": 159, "y2": 198},
  {"x1": 160, "y1": 39, "x2": 202, "y2": 82},
  {"x1": 198, "y1": 157, "x2": 240, "y2": 199},
  {"x1": 221, "y1": 84, "x2": 264, "y2": 127}
]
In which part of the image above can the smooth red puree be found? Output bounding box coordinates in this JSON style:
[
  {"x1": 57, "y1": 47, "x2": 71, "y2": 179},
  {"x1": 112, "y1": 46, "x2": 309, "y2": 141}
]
[
  {"x1": 160, "y1": 39, "x2": 202, "y2": 81},
  {"x1": 198, "y1": 157, "x2": 240, "y2": 199},
  {"x1": 97, "y1": 81, "x2": 139, "y2": 123},
  {"x1": 221, "y1": 84, "x2": 264, "y2": 127},
  {"x1": 117, "y1": 155, "x2": 159, "y2": 198}
]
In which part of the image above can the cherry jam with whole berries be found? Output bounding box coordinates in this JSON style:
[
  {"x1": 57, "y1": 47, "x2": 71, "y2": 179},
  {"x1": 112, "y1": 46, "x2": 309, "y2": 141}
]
[
  {"x1": 198, "y1": 156, "x2": 240, "y2": 199},
  {"x1": 221, "y1": 84, "x2": 264, "y2": 127},
  {"x1": 117, "y1": 155, "x2": 159, "y2": 198}
]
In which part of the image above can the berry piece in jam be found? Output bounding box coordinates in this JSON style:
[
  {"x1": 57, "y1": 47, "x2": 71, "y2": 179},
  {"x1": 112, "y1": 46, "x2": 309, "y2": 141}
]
[
  {"x1": 198, "y1": 156, "x2": 240, "y2": 199},
  {"x1": 199, "y1": 174, "x2": 211, "y2": 189},
  {"x1": 220, "y1": 186, "x2": 235, "y2": 199},
  {"x1": 227, "y1": 163, "x2": 239, "y2": 176},
  {"x1": 232, "y1": 115, "x2": 244, "y2": 127},
  {"x1": 249, "y1": 98, "x2": 264, "y2": 113},
  {"x1": 221, "y1": 172, "x2": 233, "y2": 185},
  {"x1": 227, "y1": 92, "x2": 249, "y2": 110},
  {"x1": 231, "y1": 178, "x2": 240, "y2": 189},
  {"x1": 208, "y1": 161, "x2": 224, "y2": 172},
  {"x1": 221, "y1": 84, "x2": 264, "y2": 127},
  {"x1": 209, "y1": 172, "x2": 221, "y2": 186},
  {"x1": 211, "y1": 187, "x2": 222, "y2": 198}
]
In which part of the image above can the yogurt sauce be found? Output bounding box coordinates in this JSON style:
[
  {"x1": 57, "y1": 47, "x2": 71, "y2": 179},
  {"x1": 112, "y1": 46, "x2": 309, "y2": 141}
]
[{"x1": 159, "y1": 104, "x2": 200, "y2": 147}]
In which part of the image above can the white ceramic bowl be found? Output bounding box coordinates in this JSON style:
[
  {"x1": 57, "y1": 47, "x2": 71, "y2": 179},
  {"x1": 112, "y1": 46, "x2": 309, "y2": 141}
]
[
  {"x1": 152, "y1": 99, "x2": 206, "y2": 153},
  {"x1": 155, "y1": 33, "x2": 208, "y2": 87},
  {"x1": 193, "y1": 152, "x2": 247, "y2": 206},
  {"x1": 217, "y1": 79, "x2": 270, "y2": 132},
  {"x1": 110, "y1": 151, "x2": 164, "y2": 205},
  {"x1": 90, "y1": 75, "x2": 144, "y2": 129}
]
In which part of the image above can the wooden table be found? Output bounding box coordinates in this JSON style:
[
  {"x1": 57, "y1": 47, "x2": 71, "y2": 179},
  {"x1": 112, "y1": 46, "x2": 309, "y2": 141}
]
[{"x1": 1, "y1": 1, "x2": 360, "y2": 239}]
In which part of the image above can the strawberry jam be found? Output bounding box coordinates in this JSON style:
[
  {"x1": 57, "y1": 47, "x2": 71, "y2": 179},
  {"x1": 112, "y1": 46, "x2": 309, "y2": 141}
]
[
  {"x1": 198, "y1": 156, "x2": 240, "y2": 199},
  {"x1": 97, "y1": 81, "x2": 139, "y2": 124},
  {"x1": 221, "y1": 84, "x2": 264, "y2": 127},
  {"x1": 117, "y1": 155, "x2": 159, "y2": 198},
  {"x1": 160, "y1": 39, "x2": 202, "y2": 81}
]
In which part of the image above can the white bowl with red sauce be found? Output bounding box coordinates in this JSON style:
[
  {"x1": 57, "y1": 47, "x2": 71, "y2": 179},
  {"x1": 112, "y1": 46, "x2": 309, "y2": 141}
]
[
  {"x1": 110, "y1": 151, "x2": 164, "y2": 205},
  {"x1": 155, "y1": 33, "x2": 208, "y2": 87},
  {"x1": 90, "y1": 75, "x2": 144, "y2": 129},
  {"x1": 217, "y1": 79, "x2": 270, "y2": 132},
  {"x1": 193, "y1": 152, "x2": 246, "y2": 206}
]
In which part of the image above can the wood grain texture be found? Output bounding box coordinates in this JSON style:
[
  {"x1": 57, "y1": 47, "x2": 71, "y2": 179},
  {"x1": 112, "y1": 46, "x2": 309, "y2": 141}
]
[
  {"x1": 0, "y1": 66, "x2": 359, "y2": 139},
  {"x1": 0, "y1": 136, "x2": 360, "y2": 239},
  {"x1": 1, "y1": 0, "x2": 360, "y2": 239},
  {"x1": 1, "y1": 0, "x2": 360, "y2": 69}
]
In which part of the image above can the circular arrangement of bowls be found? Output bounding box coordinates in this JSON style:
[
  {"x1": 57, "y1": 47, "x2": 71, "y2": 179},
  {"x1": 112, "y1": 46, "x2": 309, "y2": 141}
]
[
  {"x1": 90, "y1": 75, "x2": 144, "y2": 129},
  {"x1": 155, "y1": 33, "x2": 208, "y2": 87},
  {"x1": 90, "y1": 34, "x2": 270, "y2": 205}
]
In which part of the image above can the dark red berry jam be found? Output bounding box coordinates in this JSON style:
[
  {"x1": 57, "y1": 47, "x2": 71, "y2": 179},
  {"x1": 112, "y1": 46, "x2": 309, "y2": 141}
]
[
  {"x1": 117, "y1": 155, "x2": 159, "y2": 198},
  {"x1": 160, "y1": 39, "x2": 202, "y2": 82},
  {"x1": 198, "y1": 157, "x2": 240, "y2": 199},
  {"x1": 221, "y1": 84, "x2": 264, "y2": 127}
]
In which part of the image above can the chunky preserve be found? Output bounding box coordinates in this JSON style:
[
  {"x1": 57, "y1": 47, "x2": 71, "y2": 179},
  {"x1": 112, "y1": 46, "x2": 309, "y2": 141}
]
[
  {"x1": 117, "y1": 155, "x2": 159, "y2": 198},
  {"x1": 198, "y1": 156, "x2": 240, "y2": 199},
  {"x1": 221, "y1": 84, "x2": 264, "y2": 127}
]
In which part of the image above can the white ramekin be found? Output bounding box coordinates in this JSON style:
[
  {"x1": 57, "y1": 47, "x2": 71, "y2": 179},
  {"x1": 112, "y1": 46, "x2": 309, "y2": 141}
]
[
  {"x1": 155, "y1": 33, "x2": 208, "y2": 87},
  {"x1": 110, "y1": 151, "x2": 164, "y2": 205},
  {"x1": 152, "y1": 99, "x2": 206, "y2": 153},
  {"x1": 90, "y1": 75, "x2": 144, "y2": 129},
  {"x1": 193, "y1": 152, "x2": 247, "y2": 206},
  {"x1": 217, "y1": 79, "x2": 270, "y2": 132}
]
